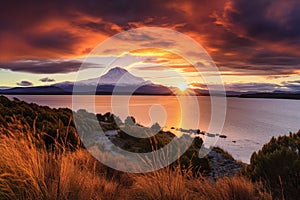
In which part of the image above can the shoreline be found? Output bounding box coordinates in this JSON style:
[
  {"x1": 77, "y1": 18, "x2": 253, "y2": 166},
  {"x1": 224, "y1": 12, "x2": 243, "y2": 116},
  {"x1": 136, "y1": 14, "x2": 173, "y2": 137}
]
[{"x1": 4, "y1": 94, "x2": 300, "y2": 164}]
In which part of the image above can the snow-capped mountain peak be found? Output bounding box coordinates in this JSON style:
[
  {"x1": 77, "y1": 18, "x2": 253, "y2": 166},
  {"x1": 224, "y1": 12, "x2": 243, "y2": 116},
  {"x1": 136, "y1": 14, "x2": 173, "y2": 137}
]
[
  {"x1": 98, "y1": 67, "x2": 148, "y2": 85},
  {"x1": 58, "y1": 67, "x2": 152, "y2": 86},
  {"x1": 106, "y1": 66, "x2": 128, "y2": 75}
]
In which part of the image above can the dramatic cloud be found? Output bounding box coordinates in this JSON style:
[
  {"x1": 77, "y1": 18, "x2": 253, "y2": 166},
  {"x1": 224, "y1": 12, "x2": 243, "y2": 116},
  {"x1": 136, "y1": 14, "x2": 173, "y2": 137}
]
[
  {"x1": 0, "y1": 60, "x2": 88, "y2": 74},
  {"x1": 215, "y1": 0, "x2": 300, "y2": 42},
  {"x1": 17, "y1": 80, "x2": 33, "y2": 87},
  {"x1": 0, "y1": 0, "x2": 299, "y2": 88},
  {"x1": 211, "y1": 0, "x2": 300, "y2": 74},
  {"x1": 39, "y1": 77, "x2": 55, "y2": 82}
]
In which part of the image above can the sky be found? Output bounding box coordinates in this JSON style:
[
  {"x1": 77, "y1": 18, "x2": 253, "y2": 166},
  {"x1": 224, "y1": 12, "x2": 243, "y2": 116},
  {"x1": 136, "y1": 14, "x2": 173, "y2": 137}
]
[{"x1": 0, "y1": 0, "x2": 300, "y2": 93}]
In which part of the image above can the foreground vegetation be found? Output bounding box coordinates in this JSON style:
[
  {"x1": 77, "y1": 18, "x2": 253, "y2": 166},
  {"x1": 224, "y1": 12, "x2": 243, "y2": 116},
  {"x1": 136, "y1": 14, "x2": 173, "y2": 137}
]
[
  {"x1": 0, "y1": 128, "x2": 270, "y2": 200},
  {"x1": 242, "y1": 131, "x2": 300, "y2": 200},
  {"x1": 0, "y1": 96, "x2": 299, "y2": 199}
]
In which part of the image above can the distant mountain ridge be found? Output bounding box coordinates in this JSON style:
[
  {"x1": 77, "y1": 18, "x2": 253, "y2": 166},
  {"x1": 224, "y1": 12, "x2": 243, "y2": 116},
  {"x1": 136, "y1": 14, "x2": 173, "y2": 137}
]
[
  {"x1": 0, "y1": 67, "x2": 173, "y2": 95},
  {"x1": 0, "y1": 85, "x2": 66, "y2": 95},
  {"x1": 0, "y1": 67, "x2": 299, "y2": 98},
  {"x1": 239, "y1": 92, "x2": 300, "y2": 100}
]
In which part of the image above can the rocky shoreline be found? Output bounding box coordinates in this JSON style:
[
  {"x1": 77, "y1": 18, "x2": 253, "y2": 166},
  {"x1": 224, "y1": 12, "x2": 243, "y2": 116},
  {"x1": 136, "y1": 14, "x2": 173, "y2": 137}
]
[{"x1": 206, "y1": 148, "x2": 245, "y2": 180}]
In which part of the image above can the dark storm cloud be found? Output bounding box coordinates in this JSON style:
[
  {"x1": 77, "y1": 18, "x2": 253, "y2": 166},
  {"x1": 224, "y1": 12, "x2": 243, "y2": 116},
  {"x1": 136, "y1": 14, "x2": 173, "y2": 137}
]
[
  {"x1": 216, "y1": 0, "x2": 300, "y2": 41},
  {"x1": 39, "y1": 77, "x2": 55, "y2": 82},
  {"x1": 0, "y1": 60, "x2": 85, "y2": 74},
  {"x1": 17, "y1": 80, "x2": 33, "y2": 87},
  {"x1": 209, "y1": 0, "x2": 300, "y2": 76}
]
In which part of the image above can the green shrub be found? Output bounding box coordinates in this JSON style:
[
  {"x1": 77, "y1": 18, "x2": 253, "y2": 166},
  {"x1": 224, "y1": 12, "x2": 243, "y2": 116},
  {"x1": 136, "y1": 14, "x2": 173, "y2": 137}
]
[{"x1": 243, "y1": 131, "x2": 300, "y2": 199}]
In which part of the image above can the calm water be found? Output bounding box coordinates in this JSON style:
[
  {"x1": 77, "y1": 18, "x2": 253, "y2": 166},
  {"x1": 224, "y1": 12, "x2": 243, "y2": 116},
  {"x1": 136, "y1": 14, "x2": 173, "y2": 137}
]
[{"x1": 6, "y1": 95, "x2": 300, "y2": 163}]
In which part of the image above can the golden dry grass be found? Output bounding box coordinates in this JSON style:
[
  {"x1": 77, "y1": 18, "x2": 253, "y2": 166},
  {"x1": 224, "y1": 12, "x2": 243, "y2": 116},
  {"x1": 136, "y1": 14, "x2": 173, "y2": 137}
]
[
  {"x1": 0, "y1": 136, "x2": 126, "y2": 200},
  {"x1": 130, "y1": 169, "x2": 271, "y2": 200},
  {"x1": 0, "y1": 120, "x2": 125, "y2": 200},
  {"x1": 0, "y1": 120, "x2": 272, "y2": 200}
]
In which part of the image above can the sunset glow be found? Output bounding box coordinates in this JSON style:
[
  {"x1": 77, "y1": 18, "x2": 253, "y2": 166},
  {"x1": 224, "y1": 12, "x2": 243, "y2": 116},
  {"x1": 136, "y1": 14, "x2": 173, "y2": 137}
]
[
  {"x1": 0, "y1": 0, "x2": 299, "y2": 93},
  {"x1": 177, "y1": 82, "x2": 189, "y2": 92}
]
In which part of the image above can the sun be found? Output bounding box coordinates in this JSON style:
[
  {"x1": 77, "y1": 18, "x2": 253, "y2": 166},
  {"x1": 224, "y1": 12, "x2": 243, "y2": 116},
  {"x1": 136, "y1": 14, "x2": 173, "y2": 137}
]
[{"x1": 177, "y1": 82, "x2": 189, "y2": 92}]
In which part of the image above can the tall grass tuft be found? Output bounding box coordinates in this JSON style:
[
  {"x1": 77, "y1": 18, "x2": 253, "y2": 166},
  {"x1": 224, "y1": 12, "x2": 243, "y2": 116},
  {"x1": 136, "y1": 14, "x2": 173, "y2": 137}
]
[
  {"x1": 0, "y1": 119, "x2": 124, "y2": 200},
  {"x1": 130, "y1": 167, "x2": 190, "y2": 200},
  {"x1": 0, "y1": 136, "x2": 48, "y2": 199},
  {"x1": 130, "y1": 169, "x2": 271, "y2": 200}
]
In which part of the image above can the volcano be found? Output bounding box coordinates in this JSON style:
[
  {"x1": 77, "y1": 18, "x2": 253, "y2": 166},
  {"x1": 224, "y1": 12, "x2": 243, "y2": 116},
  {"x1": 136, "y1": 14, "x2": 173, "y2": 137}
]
[{"x1": 0, "y1": 67, "x2": 173, "y2": 95}]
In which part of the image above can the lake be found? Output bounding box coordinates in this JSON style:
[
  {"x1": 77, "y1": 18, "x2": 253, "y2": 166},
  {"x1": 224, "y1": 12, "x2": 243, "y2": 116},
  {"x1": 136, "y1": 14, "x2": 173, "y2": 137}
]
[{"x1": 5, "y1": 95, "x2": 300, "y2": 163}]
